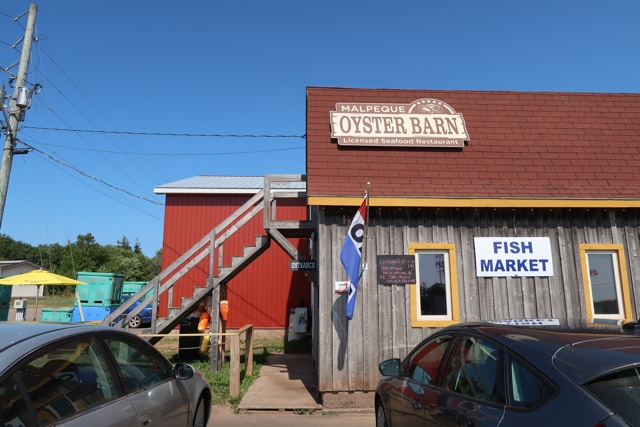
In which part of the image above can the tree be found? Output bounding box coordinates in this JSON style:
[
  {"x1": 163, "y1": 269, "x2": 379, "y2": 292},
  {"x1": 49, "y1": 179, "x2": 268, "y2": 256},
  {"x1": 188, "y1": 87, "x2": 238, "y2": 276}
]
[
  {"x1": 117, "y1": 236, "x2": 132, "y2": 251},
  {"x1": 0, "y1": 234, "x2": 34, "y2": 261},
  {"x1": 58, "y1": 233, "x2": 109, "y2": 278},
  {"x1": 0, "y1": 233, "x2": 161, "y2": 283},
  {"x1": 31, "y1": 243, "x2": 66, "y2": 271},
  {"x1": 101, "y1": 246, "x2": 145, "y2": 281},
  {"x1": 133, "y1": 239, "x2": 142, "y2": 255},
  {"x1": 144, "y1": 249, "x2": 162, "y2": 280}
]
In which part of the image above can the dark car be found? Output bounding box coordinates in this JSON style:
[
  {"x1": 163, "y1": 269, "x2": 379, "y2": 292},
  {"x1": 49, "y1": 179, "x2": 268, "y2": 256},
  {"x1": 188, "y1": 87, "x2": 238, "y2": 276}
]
[
  {"x1": 120, "y1": 295, "x2": 153, "y2": 328},
  {"x1": 0, "y1": 323, "x2": 211, "y2": 427},
  {"x1": 375, "y1": 319, "x2": 640, "y2": 427}
]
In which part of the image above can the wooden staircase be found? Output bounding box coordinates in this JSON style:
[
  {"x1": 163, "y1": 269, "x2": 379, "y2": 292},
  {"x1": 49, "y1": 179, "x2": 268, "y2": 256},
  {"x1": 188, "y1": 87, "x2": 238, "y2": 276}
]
[
  {"x1": 102, "y1": 175, "x2": 315, "y2": 365},
  {"x1": 154, "y1": 235, "x2": 271, "y2": 336}
]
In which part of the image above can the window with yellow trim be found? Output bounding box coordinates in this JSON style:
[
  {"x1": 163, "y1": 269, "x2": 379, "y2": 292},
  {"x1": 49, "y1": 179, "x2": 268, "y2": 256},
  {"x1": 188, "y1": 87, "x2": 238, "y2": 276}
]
[
  {"x1": 409, "y1": 243, "x2": 459, "y2": 327},
  {"x1": 580, "y1": 244, "x2": 632, "y2": 321}
]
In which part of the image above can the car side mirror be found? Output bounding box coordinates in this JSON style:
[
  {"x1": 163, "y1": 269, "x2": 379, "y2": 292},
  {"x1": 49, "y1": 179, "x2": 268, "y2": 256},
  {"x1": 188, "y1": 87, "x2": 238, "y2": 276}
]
[
  {"x1": 379, "y1": 358, "x2": 401, "y2": 376},
  {"x1": 408, "y1": 381, "x2": 426, "y2": 395},
  {"x1": 173, "y1": 363, "x2": 195, "y2": 380}
]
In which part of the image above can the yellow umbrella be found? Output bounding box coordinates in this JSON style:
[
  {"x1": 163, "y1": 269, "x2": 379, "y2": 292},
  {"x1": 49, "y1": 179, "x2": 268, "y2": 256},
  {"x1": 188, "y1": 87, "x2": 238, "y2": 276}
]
[{"x1": 0, "y1": 270, "x2": 86, "y2": 321}]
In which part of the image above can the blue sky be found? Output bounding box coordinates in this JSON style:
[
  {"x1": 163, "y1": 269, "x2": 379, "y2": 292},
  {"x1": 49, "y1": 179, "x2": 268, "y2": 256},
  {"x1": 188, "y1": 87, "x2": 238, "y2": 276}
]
[{"x1": 0, "y1": 1, "x2": 639, "y2": 257}]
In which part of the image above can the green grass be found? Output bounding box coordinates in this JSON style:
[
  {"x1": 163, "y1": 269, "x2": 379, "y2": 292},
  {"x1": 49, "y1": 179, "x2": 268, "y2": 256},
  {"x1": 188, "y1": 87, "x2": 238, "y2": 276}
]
[
  {"x1": 160, "y1": 335, "x2": 312, "y2": 408},
  {"x1": 39, "y1": 295, "x2": 76, "y2": 307},
  {"x1": 187, "y1": 348, "x2": 268, "y2": 406}
]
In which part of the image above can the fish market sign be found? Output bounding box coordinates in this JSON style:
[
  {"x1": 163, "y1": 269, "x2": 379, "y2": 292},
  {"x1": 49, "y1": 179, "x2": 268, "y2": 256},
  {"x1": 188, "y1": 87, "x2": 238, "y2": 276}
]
[
  {"x1": 474, "y1": 237, "x2": 553, "y2": 277},
  {"x1": 330, "y1": 98, "x2": 470, "y2": 148}
]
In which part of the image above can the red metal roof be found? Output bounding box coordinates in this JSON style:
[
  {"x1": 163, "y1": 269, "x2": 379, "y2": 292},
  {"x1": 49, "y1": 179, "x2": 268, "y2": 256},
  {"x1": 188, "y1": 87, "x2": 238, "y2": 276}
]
[{"x1": 306, "y1": 87, "x2": 640, "y2": 201}]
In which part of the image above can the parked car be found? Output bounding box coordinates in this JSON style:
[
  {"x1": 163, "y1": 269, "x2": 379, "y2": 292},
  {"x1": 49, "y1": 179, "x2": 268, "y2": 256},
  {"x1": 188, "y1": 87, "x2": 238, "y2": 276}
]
[
  {"x1": 120, "y1": 295, "x2": 153, "y2": 328},
  {"x1": 0, "y1": 323, "x2": 210, "y2": 427},
  {"x1": 375, "y1": 319, "x2": 640, "y2": 427}
]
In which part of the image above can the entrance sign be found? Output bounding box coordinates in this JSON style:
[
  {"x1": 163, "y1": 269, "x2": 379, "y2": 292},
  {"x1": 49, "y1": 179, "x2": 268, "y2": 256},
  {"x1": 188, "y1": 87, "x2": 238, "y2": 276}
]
[
  {"x1": 289, "y1": 260, "x2": 317, "y2": 271},
  {"x1": 330, "y1": 98, "x2": 470, "y2": 148},
  {"x1": 474, "y1": 237, "x2": 553, "y2": 277}
]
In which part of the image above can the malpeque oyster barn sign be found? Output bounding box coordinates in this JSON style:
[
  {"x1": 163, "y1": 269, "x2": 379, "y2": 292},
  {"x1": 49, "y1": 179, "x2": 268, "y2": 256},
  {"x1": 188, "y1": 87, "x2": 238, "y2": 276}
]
[{"x1": 330, "y1": 98, "x2": 470, "y2": 148}]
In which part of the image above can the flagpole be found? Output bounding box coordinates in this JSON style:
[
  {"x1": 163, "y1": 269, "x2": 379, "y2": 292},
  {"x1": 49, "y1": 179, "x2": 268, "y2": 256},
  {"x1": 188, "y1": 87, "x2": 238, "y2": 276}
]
[
  {"x1": 359, "y1": 182, "x2": 370, "y2": 335},
  {"x1": 341, "y1": 184, "x2": 370, "y2": 320},
  {"x1": 361, "y1": 182, "x2": 371, "y2": 275}
]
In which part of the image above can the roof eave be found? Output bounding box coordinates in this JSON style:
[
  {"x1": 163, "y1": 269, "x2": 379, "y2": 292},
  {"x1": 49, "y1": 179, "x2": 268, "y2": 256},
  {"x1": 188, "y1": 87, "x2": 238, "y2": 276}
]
[{"x1": 307, "y1": 196, "x2": 640, "y2": 209}]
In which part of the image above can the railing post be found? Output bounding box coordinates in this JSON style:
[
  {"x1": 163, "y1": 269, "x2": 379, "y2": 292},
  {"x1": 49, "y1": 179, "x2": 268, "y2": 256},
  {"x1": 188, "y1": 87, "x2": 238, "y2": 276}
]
[
  {"x1": 244, "y1": 325, "x2": 254, "y2": 376},
  {"x1": 150, "y1": 277, "x2": 159, "y2": 334},
  {"x1": 263, "y1": 175, "x2": 271, "y2": 230},
  {"x1": 229, "y1": 332, "x2": 240, "y2": 397},
  {"x1": 208, "y1": 230, "x2": 220, "y2": 372}
]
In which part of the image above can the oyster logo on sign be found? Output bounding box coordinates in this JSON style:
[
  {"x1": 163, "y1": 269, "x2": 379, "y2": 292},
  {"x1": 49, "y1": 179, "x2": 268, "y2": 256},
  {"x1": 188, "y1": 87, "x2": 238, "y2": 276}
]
[{"x1": 330, "y1": 98, "x2": 470, "y2": 148}]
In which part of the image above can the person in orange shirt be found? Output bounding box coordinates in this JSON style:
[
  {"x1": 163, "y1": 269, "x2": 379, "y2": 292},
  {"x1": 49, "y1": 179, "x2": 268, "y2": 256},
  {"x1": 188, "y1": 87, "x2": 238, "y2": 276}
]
[{"x1": 198, "y1": 308, "x2": 211, "y2": 354}]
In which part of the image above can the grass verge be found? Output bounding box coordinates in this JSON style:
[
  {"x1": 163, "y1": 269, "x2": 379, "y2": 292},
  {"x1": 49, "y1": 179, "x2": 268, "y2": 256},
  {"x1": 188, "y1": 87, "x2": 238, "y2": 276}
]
[{"x1": 161, "y1": 335, "x2": 312, "y2": 408}]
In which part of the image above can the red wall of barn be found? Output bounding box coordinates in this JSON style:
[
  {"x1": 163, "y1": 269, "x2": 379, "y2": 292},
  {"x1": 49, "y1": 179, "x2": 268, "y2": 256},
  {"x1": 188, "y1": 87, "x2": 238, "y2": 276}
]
[{"x1": 160, "y1": 194, "x2": 310, "y2": 329}]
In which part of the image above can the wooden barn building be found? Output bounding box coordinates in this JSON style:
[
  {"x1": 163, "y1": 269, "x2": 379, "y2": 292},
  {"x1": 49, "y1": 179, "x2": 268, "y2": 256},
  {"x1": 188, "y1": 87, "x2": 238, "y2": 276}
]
[
  {"x1": 153, "y1": 176, "x2": 312, "y2": 336},
  {"x1": 145, "y1": 86, "x2": 640, "y2": 406},
  {"x1": 305, "y1": 86, "x2": 640, "y2": 405}
]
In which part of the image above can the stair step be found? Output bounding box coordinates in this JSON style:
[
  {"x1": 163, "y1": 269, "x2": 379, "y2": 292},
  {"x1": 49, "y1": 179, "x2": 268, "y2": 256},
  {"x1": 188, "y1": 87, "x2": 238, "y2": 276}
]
[{"x1": 149, "y1": 236, "x2": 271, "y2": 338}]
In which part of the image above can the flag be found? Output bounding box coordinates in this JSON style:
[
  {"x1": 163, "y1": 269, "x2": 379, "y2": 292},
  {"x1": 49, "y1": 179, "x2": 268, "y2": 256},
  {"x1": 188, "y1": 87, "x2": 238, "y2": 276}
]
[{"x1": 341, "y1": 193, "x2": 367, "y2": 320}]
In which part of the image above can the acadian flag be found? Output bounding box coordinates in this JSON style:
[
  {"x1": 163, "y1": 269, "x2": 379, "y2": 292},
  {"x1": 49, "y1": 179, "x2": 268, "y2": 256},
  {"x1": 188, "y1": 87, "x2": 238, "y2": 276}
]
[{"x1": 340, "y1": 193, "x2": 367, "y2": 320}]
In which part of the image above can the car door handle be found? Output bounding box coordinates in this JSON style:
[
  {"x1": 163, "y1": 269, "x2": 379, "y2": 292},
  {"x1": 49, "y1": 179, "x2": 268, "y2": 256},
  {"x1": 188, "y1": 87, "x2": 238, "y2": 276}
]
[
  {"x1": 139, "y1": 414, "x2": 151, "y2": 426},
  {"x1": 412, "y1": 398, "x2": 423, "y2": 410}
]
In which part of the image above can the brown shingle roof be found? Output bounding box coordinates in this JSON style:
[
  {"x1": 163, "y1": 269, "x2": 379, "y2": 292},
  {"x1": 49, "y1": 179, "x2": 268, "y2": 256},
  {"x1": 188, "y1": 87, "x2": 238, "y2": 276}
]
[{"x1": 306, "y1": 87, "x2": 640, "y2": 202}]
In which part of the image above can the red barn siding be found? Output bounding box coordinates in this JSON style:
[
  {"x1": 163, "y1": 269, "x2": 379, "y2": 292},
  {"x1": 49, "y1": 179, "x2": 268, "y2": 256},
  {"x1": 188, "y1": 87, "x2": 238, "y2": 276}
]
[{"x1": 160, "y1": 193, "x2": 310, "y2": 328}]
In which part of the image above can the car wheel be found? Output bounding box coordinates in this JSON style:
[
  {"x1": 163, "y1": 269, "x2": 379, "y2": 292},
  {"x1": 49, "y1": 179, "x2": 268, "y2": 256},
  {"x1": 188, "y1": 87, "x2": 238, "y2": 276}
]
[
  {"x1": 192, "y1": 396, "x2": 206, "y2": 427},
  {"x1": 376, "y1": 401, "x2": 388, "y2": 427},
  {"x1": 128, "y1": 315, "x2": 143, "y2": 328}
]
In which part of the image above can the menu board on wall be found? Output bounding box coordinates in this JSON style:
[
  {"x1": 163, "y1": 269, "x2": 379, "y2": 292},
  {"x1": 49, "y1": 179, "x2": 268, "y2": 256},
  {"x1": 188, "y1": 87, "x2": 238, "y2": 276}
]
[{"x1": 377, "y1": 255, "x2": 416, "y2": 285}]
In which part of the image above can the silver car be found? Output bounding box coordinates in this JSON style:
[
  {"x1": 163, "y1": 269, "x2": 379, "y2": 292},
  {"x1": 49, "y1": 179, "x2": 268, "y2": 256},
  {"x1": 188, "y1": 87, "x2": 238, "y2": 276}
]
[{"x1": 0, "y1": 323, "x2": 210, "y2": 427}]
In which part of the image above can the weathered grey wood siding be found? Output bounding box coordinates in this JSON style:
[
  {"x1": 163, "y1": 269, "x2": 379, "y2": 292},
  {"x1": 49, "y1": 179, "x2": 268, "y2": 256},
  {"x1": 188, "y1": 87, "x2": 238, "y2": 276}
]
[{"x1": 315, "y1": 206, "x2": 640, "y2": 393}]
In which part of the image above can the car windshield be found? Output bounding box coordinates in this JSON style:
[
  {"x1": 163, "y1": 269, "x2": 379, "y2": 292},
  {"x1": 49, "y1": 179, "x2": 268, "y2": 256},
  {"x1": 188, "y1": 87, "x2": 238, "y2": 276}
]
[{"x1": 583, "y1": 367, "x2": 640, "y2": 426}]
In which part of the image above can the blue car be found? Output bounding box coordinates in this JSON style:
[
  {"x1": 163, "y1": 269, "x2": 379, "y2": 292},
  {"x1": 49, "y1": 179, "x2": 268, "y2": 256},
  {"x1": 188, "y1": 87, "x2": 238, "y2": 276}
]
[
  {"x1": 121, "y1": 295, "x2": 152, "y2": 328},
  {"x1": 375, "y1": 319, "x2": 640, "y2": 427}
]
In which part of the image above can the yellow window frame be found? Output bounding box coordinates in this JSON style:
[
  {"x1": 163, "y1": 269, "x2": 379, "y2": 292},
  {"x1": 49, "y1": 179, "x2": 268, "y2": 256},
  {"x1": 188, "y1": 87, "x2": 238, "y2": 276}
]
[
  {"x1": 409, "y1": 243, "x2": 460, "y2": 328},
  {"x1": 579, "y1": 244, "x2": 632, "y2": 321}
]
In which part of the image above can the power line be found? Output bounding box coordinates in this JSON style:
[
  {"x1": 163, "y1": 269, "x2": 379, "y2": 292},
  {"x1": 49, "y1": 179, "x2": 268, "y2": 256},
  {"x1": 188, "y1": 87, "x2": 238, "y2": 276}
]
[
  {"x1": 21, "y1": 141, "x2": 163, "y2": 206},
  {"x1": 21, "y1": 126, "x2": 306, "y2": 139},
  {"x1": 37, "y1": 46, "x2": 168, "y2": 183},
  {"x1": 32, "y1": 140, "x2": 305, "y2": 156}
]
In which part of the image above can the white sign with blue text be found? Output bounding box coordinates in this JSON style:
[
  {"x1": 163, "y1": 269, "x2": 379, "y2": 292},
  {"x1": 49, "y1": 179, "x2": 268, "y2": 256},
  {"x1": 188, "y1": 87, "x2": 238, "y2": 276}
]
[{"x1": 474, "y1": 237, "x2": 553, "y2": 277}]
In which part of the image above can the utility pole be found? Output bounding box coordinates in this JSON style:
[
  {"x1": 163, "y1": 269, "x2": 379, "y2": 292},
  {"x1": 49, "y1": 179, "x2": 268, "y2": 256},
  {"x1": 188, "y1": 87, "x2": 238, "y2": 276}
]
[{"x1": 0, "y1": 3, "x2": 37, "y2": 229}]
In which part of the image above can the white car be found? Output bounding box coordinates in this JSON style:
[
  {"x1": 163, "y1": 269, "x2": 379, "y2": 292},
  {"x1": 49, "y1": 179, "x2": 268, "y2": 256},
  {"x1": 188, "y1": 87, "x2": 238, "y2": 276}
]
[{"x1": 0, "y1": 323, "x2": 210, "y2": 427}]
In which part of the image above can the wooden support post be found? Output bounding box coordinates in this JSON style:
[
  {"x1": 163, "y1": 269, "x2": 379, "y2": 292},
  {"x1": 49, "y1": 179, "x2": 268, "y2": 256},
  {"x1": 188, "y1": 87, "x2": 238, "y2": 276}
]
[
  {"x1": 244, "y1": 326, "x2": 254, "y2": 376},
  {"x1": 229, "y1": 333, "x2": 240, "y2": 397},
  {"x1": 208, "y1": 231, "x2": 220, "y2": 372}
]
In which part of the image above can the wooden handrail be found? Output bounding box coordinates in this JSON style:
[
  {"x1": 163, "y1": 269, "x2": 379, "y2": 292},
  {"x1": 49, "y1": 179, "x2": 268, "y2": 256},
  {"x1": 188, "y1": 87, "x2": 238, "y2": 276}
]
[{"x1": 140, "y1": 324, "x2": 254, "y2": 398}]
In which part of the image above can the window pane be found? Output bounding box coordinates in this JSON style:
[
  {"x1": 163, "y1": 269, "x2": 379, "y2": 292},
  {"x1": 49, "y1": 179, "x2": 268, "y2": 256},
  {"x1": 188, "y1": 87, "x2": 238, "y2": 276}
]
[
  {"x1": 444, "y1": 336, "x2": 505, "y2": 404},
  {"x1": 0, "y1": 373, "x2": 29, "y2": 426},
  {"x1": 104, "y1": 336, "x2": 170, "y2": 393},
  {"x1": 0, "y1": 337, "x2": 116, "y2": 427},
  {"x1": 584, "y1": 368, "x2": 640, "y2": 426},
  {"x1": 587, "y1": 253, "x2": 620, "y2": 315},
  {"x1": 418, "y1": 253, "x2": 448, "y2": 316},
  {"x1": 407, "y1": 334, "x2": 452, "y2": 386},
  {"x1": 509, "y1": 358, "x2": 555, "y2": 408}
]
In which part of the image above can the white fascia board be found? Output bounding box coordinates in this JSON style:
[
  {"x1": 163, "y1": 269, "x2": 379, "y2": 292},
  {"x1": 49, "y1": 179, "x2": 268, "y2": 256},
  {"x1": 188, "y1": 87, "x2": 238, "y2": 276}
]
[{"x1": 154, "y1": 188, "x2": 260, "y2": 195}]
